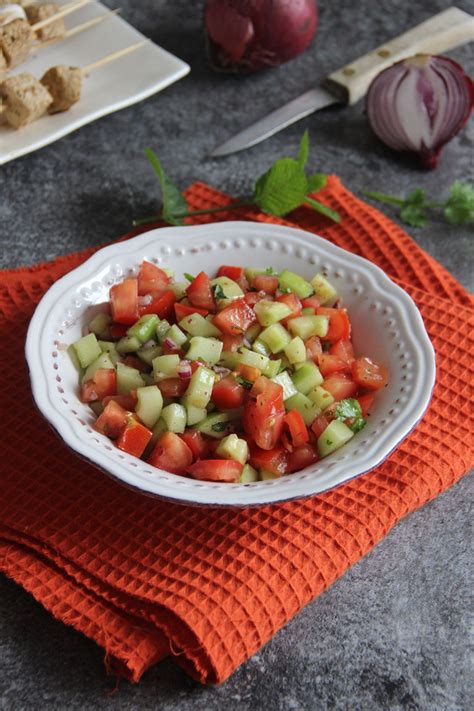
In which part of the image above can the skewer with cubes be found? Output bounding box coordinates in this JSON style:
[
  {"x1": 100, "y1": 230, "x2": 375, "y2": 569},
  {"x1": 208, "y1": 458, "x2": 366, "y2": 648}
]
[{"x1": 0, "y1": 41, "x2": 147, "y2": 127}]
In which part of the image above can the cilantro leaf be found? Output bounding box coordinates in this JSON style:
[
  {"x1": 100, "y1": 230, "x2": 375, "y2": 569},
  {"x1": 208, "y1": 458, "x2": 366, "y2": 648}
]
[
  {"x1": 399, "y1": 204, "x2": 427, "y2": 228},
  {"x1": 265, "y1": 267, "x2": 279, "y2": 276},
  {"x1": 211, "y1": 421, "x2": 229, "y2": 432},
  {"x1": 254, "y1": 157, "x2": 309, "y2": 216},
  {"x1": 235, "y1": 375, "x2": 253, "y2": 389},
  {"x1": 184, "y1": 273, "x2": 195, "y2": 282},
  {"x1": 297, "y1": 130, "x2": 309, "y2": 169},
  {"x1": 213, "y1": 284, "x2": 226, "y2": 300},
  {"x1": 144, "y1": 148, "x2": 188, "y2": 226},
  {"x1": 444, "y1": 181, "x2": 474, "y2": 225},
  {"x1": 335, "y1": 398, "x2": 366, "y2": 433}
]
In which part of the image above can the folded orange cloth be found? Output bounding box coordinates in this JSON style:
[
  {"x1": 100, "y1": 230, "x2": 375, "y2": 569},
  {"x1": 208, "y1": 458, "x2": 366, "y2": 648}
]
[{"x1": 0, "y1": 178, "x2": 472, "y2": 684}]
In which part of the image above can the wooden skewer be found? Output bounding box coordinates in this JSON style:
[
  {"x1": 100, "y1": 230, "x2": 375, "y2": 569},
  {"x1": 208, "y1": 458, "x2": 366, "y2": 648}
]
[
  {"x1": 81, "y1": 40, "x2": 148, "y2": 75},
  {"x1": 34, "y1": 9, "x2": 121, "y2": 51},
  {"x1": 31, "y1": 0, "x2": 93, "y2": 32}
]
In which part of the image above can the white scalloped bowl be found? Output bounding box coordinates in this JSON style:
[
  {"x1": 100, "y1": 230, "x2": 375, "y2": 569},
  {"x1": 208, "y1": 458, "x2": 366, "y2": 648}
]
[{"x1": 26, "y1": 222, "x2": 436, "y2": 507}]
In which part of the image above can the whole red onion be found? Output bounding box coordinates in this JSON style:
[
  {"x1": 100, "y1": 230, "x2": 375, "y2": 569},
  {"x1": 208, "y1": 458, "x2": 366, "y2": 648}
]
[
  {"x1": 366, "y1": 54, "x2": 474, "y2": 169},
  {"x1": 204, "y1": 0, "x2": 318, "y2": 73}
]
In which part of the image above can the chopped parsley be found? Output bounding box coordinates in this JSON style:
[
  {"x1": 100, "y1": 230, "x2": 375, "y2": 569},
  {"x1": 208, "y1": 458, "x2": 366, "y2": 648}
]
[
  {"x1": 213, "y1": 284, "x2": 226, "y2": 300},
  {"x1": 335, "y1": 398, "x2": 367, "y2": 432},
  {"x1": 211, "y1": 421, "x2": 229, "y2": 432}
]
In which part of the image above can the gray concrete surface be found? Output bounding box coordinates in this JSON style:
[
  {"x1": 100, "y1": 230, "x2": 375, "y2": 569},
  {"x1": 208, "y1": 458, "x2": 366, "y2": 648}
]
[{"x1": 0, "y1": 0, "x2": 472, "y2": 708}]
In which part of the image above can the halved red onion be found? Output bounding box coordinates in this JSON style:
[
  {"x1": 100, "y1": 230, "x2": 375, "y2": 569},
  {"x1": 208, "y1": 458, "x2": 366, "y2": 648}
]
[
  {"x1": 177, "y1": 360, "x2": 192, "y2": 380},
  {"x1": 366, "y1": 54, "x2": 473, "y2": 168},
  {"x1": 163, "y1": 337, "x2": 177, "y2": 351}
]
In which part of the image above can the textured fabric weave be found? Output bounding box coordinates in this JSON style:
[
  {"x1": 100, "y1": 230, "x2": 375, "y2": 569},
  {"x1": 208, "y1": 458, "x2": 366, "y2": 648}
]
[{"x1": 0, "y1": 178, "x2": 472, "y2": 684}]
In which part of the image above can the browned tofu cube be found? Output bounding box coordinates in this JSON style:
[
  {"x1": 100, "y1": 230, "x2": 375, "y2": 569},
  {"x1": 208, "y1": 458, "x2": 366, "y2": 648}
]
[
  {"x1": 25, "y1": 3, "x2": 65, "y2": 42},
  {"x1": 1, "y1": 71, "x2": 52, "y2": 128},
  {"x1": 40, "y1": 65, "x2": 81, "y2": 113},
  {"x1": 0, "y1": 19, "x2": 33, "y2": 68}
]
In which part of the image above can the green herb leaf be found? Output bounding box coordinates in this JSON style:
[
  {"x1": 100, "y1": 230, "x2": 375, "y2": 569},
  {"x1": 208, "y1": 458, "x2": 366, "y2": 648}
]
[
  {"x1": 254, "y1": 158, "x2": 309, "y2": 216},
  {"x1": 307, "y1": 173, "x2": 327, "y2": 193},
  {"x1": 235, "y1": 375, "x2": 253, "y2": 390},
  {"x1": 444, "y1": 181, "x2": 474, "y2": 225},
  {"x1": 144, "y1": 148, "x2": 188, "y2": 226},
  {"x1": 297, "y1": 130, "x2": 309, "y2": 169},
  {"x1": 335, "y1": 398, "x2": 367, "y2": 432},
  {"x1": 304, "y1": 196, "x2": 341, "y2": 223},
  {"x1": 183, "y1": 273, "x2": 195, "y2": 282},
  {"x1": 265, "y1": 267, "x2": 279, "y2": 276},
  {"x1": 212, "y1": 284, "x2": 226, "y2": 300},
  {"x1": 211, "y1": 421, "x2": 229, "y2": 432}
]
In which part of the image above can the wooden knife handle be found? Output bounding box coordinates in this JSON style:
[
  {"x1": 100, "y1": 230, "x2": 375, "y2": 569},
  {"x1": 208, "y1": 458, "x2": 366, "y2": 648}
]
[{"x1": 325, "y1": 7, "x2": 474, "y2": 105}]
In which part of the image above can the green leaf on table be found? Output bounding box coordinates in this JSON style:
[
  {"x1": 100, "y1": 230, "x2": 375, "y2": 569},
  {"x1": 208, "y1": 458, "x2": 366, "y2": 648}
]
[
  {"x1": 304, "y1": 196, "x2": 341, "y2": 223},
  {"x1": 145, "y1": 148, "x2": 188, "y2": 226},
  {"x1": 399, "y1": 188, "x2": 427, "y2": 227},
  {"x1": 254, "y1": 158, "x2": 309, "y2": 216},
  {"x1": 443, "y1": 181, "x2": 474, "y2": 225},
  {"x1": 307, "y1": 173, "x2": 327, "y2": 193},
  {"x1": 297, "y1": 130, "x2": 309, "y2": 169}
]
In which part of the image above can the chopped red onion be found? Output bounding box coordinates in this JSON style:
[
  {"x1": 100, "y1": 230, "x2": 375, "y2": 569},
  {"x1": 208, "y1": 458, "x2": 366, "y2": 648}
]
[
  {"x1": 163, "y1": 337, "x2": 177, "y2": 351},
  {"x1": 242, "y1": 337, "x2": 252, "y2": 348},
  {"x1": 213, "y1": 366, "x2": 231, "y2": 378},
  {"x1": 143, "y1": 339, "x2": 156, "y2": 349},
  {"x1": 177, "y1": 360, "x2": 192, "y2": 380}
]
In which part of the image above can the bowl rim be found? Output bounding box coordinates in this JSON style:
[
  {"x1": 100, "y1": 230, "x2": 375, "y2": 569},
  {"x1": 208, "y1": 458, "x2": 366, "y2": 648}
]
[{"x1": 25, "y1": 221, "x2": 436, "y2": 507}]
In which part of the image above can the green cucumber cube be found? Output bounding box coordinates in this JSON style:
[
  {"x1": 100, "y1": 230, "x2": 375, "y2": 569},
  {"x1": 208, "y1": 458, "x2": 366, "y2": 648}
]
[
  {"x1": 137, "y1": 344, "x2": 163, "y2": 366},
  {"x1": 88, "y1": 312, "x2": 111, "y2": 338},
  {"x1": 152, "y1": 354, "x2": 180, "y2": 381},
  {"x1": 288, "y1": 315, "x2": 329, "y2": 340},
  {"x1": 116, "y1": 335, "x2": 142, "y2": 354},
  {"x1": 301, "y1": 307, "x2": 315, "y2": 315},
  {"x1": 216, "y1": 434, "x2": 248, "y2": 465},
  {"x1": 240, "y1": 464, "x2": 259, "y2": 483},
  {"x1": 284, "y1": 336, "x2": 306, "y2": 364},
  {"x1": 259, "y1": 323, "x2": 292, "y2": 353},
  {"x1": 156, "y1": 320, "x2": 171, "y2": 343},
  {"x1": 317, "y1": 420, "x2": 354, "y2": 457},
  {"x1": 263, "y1": 359, "x2": 281, "y2": 378},
  {"x1": 237, "y1": 347, "x2": 269, "y2": 372},
  {"x1": 244, "y1": 267, "x2": 266, "y2": 283},
  {"x1": 67, "y1": 344, "x2": 83, "y2": 374},
  {"x1": 279, "y1": 269, "x2": 313, "y2": 298},
  {"x1": 272, "y1": 371, "x2": 298, "y2": 401},
  {"x1": 311, "y1": 273, "x2": 338, "y2": 305},
  {"x1": 135, "y1": 386, "x2": 163, "y2": 428},
  {"x1": 186, "y1": 337, "x2": 223, "y2": 365},
  {"x1": 73, "y1": 333, "x2": 101, "y2": 368},
  {"x1": 169, "y1": 281, "x2": 188, "y2": 300},
  {"x1": 210, "y1": 276, "x2": 243, "y2": 308},
  {"x1": 252, "y1": 338, "x2": 271, "y2": 357},
  {"x1": 218, "y1": 351, "x2": 239, "y2": 370},
  {"x1": 81, "y1": 353, "x2": 114, "y2": 383},
  {"x1": 184, "y1": 366, "x2": 215, "y2": 408},
  {"x1": 308, "y1": 385, "x2": 335, "y2": 410},
  {"x1": 291, "y1": 361, "x2": 323, "y2": 394},
  {"x1": 98, "y1": 341, "x2": 120, "y2": 365},
  {"x1": 253, "y1": 300, "x2": 292, "y2": 327},
  {"x1": 285, "y1": 392, "x2": 320, "y2": 425},
  {"x1": 161, "y1": 403, "x2": 186, "y2": 433},
  {"x1": 116, "y1": 362, "x2": 145, "y2": 395},
  {"x1": 185, "y1": 403, "x2": 207, "y2": 426},
  {"x1": 151, "y1": 417, "x2": 168, "y2": 443},
  {"x1": 179, "y1": 313, "x2": 221, "y2": 337},
  {"x1": 127, "y1": 314, "x2": 159, "y2": 343},
  {"x1": 196, "y1": 412, "x2": 231, "y2": 439},
  {"x1": 245, "y1": 322, "x2": 262, "y2": 343},
  {"x1": 166, "y1": 324, "x2": 188, "y2": 346}
]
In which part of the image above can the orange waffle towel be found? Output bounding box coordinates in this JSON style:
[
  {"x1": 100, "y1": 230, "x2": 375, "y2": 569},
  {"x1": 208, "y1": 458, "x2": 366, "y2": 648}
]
[{"x1": 0, "y1": 178, "x2": 472, "y2": 684}]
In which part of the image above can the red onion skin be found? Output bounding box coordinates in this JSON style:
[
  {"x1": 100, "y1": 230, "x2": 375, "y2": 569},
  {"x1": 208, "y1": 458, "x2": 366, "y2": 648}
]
[
  {"x1": 205, "y1": 0, "x2": 318, "y2": 73},
  {"x1": 366, "y1": 55, "x2": 474, "y2": 169}
]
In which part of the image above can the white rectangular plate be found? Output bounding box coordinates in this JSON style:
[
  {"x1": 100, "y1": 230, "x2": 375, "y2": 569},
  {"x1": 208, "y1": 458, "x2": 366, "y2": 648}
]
[{"x1": 0, "y1": 1, "x2": 190, "y2": 164}]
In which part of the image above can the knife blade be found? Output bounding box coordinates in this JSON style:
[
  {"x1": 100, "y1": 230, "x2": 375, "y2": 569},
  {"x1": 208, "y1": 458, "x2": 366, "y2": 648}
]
[{"x1": 210, "y1": 6, "x2": 474, "y2": 157}]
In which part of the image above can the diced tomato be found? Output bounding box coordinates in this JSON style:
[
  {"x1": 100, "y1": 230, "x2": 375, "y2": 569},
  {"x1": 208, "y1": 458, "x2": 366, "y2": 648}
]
[
  {"x1": 122, "y1": 355, "x2": 150, "y2": 373},
  {"x1": 301, "y1": 296, "x2": 321, "y2": 312},
  {"x1": 357, "y1": 394, "x2": 375, "y2": 417},
  {"x1": 220, "y1": 333, "x2": 244, "y2": 352},
  {"x1": 217, "y1": 265, "x2": 244, "y2": 281},
  {"x1": 243, "y1": 376, "x2": 285, "y2": 450},
  {"x1": 139, "y1": 289, "x2": 176, "y2": 319},
  {"x1": 186, "y1": 271, "x2": 216, "y2": 311},
  {"x1": 174, "y1": 302, "x2": 209, "y2": 321},
  {"x1": 329, "y1": 339, "x2": 355, "y2": 362},
  {"x1": 80, "y1": 368, "x2": 116, "y2": 403},
  {"x1": 318, "y1": 354, "x2": 351, "y2": 377},
  {"x1": 311, "y1": 413, "x2": 330, "y2": 438},
  {"x1": 138, "y1": 261, "x2": 170, "y2": 296},
  {"x1": 212, "y1": 298, "x2": 256, "y2": 335},
  {"x1": 236, "y1": 274, "x2": 250, "y2": 292},
  {"x1": 109, "y1": 323, "x2": 128, "y2": 338},
  {"x1": 322, "y1": 373, "x2": 358, "y2": 401},
  {"x1": 157, "y1": 378, "x2": 188, "y2": 398},
  {"x1": 284, "y1": 409, "x2": 309, "y2": 447},
  {"x1": 253, "y1": 274, "x2": 279, "y2": 294},
  {"x1": 148, "y1": 432, "x2": 193, "y2": 474},
  {"x1": 94, "y1": 400, "x2": 128, "y2": 439},
  {"x1": 187, "y1": 459, "x2": 243, "y2": 482},
  {"x1": 180, "y1": 430, "x2": 211, "y2": 460},
  {"x1": 235, "y1": 363, "x2": 261, "y2": 382},
  {"x1": 117, "y1": 417, "x2": 152, "y2": 457},
  {"x1": 287, "y1": 443, "x2": 319, "y2": 472},
  {"x1": 276, "y1": 292, "x2": 302, "y2": 326},
  {"x1": 102, "y1": 393, "x2": 137, "y2": 410},
  {"x1": 110, "y1": 278, "x2": 139, "y2": 325},
  {"x1": 212, "y1": 375, "x2": 246, "y2": 409},
  {"x1": 305, "y1": 335, "x2": 322, "y2": 363},
  {"x1": 248, "y1": 443, "x2": 289, "y2": 476},
  {"x1": 244, "y1": 291, "x2": 266, "y2": 307},
  {"x1": 317, "y1": 307, "x2": 351, "y2": 341},
  {"x1": 352, "y1": 357, "x2": 389, "y2": 391}
]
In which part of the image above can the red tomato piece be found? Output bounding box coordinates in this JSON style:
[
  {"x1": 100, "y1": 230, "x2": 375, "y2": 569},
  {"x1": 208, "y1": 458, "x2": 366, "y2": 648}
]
[
  {"x1": 329, "y1": 339, "x2": 355, "y2": 362},
  {"x1": 212, "y1": 298, "x2": 256, "y2": 335},
  {"x1": 109, "y1": 323, "x2": 128, "y2": 338},
  {"x1": 244, "y1": 291, "x2": 266, "y2": 306},
  {"x1": 243, "y1": 376, "x2": 285, "y2": 450},
  {"x1": 305, "y1": 335, "x2": 323, "y2": 363},
  {"x1": 157, "y1": 378, "x2": 188, "y2": 398},
  {"x1": 180, "y1": 430, "x2": 211, "y2": 460},
  {"x1": 220, "y1": 333, "x2": 244, "y2": 352},
  {"x1": 284, "y1": 409, "x2": 309, "y2": 448},
  {"x1": 357, "y1": 394, "x2": 375, "y2": 417},
  {"x1": 352, "y1": 357, "x2": 388, "y2": 391},
  {"x1": 235, "y1": 363, "x2": 261, "y2": 382},
  {"x1": 217, "y1": 265, "x2": 244, "y2": 281},
  {"x1": 139, "y1": 289, "x2": 176, "y2": 319},
  {"x1": 248, "y1": 443, "x2": 289, "y2": 476},
  {"x1": 186, "y1": 271, "x2": 216, "y2": 311},
  {"x1": 174, "y1": 302, "x2": 209, "y2": 321},
  {"x1": 138, "y1": 261, "x2": 170, "y2": 296},
  {"x1": 322, "y1": 373, "x2": 358, "y2": 401},
  {"x1": 102, "y1": 393, "x2": 137, "y2": 410},
  {"x1": 311, "y1": 414, "x2": 330, "y2": 438},
  {"x1": 253, "y1": 274, "x2": 279, "y2": 294},
  {"x1": 211, "y1": 375, "x2": 246, "y2": 409},
  {"x1": 80, "y1": 368, "x2": 116, "y2": 403},
  {"x1": 301, "y1": 296, "x2": 321, "y2": 312},
  {"x1": 94, "y1": 400, "x2": 128, "y2": 439},
  {"x1": 110, "y1": 278, "x2": 139, "y2": 325},
  {"x1": 318, "y1": 354, "x2": 351, "y2": 377},
  {"x1": 286, "y1": 443, "x2": 319, "y2": 472},
  {"x1": 148, "y1": 432, "x2": 193, "y2": 474},
  {"x1": 122, "y1": 355, "x2": 150, "y2": 373},
  {"x1": 275, "y1": 292, "x2": 302, "y2": 326},
  {"x1": 117, "y1": 418, "x2": 152, "y2": 457},
  {"x1": 187, "y1": 459, "x2": 243, "y2": 482},
  {"x1": 317, "y1": 307, "x2": 351, "y2": 341}
]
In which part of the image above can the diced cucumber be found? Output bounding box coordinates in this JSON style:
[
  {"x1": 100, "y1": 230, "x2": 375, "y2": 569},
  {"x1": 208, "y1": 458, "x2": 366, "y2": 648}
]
[
  {"x1": 196, "y1": 412, "x2": 231, "y2": 439},
  {"x1": 291, "y1": 361, "x2": 323, "y2": 394},
  {"x1": 210, "y1": 276, "x2": 244, "y2": 308},
  {"x1": 244, "y1": 267, "x2": 266, "y2": 283},
  {"x1": 166, "y1": 324, "x2": 188, "y2": 346},
  {"x1": 272, "y1": 371, "x2": 298, "y2": 401},
  {"x1": 245, "y1": 322, "x2": 262, "y2": 343},
  {"x1": 284, "y1": 336, "x2": 306, "y2": 364},
  {"x1": 237, "y1": 347, "x2": 269, "y2": 372},
  {"x1": 301, "y1": 307, "x2": 315, "y2": 315},
  {"x1": 116, "y1": 335, "x2": 141, "y2": 354},
  {"x1": 127, "y1": 314, "x2": 159, "y2": 343},
  {"x1": 279, "y1": 269, "x2": 313, "y2": 298},
  {"x1": 98, "y1": 341, "x2": 120, "y2": 366},
  {"x1": 218, "y1": 350, "x2": 239, "y2": 370},
  {"x1": 162, "y1": 267, "x2": 174, "y2": 278},
  {"x1": 240, "y1": 464, "x2": 259, "y2": 483},
  {"x1": 186, "y1": 337, "x2": 223, "y2": 365},
  {"x1": 88, "y1": 312, "x2": 111, "y2": 338},
  {"x1": 152, "y1": 354, "x2": 180, "y2": 381},
  {"x1": 67, "y1": 344, "x2": 82, "y2": 374},
  {"x1": 116, "y1": 362, "x2": 145, "y2": 395},
  {"x1": 185, "y1": 403, "x2": 207, "y2": 426},
  {"x1": 311, "y1": 273, "x2": 338, "y2": 305},
  {"x1": 252, "y1": 338, "x2": 271, "y2": 357},
  {"x1": 263, "y1": 359, "x2": 281, "y2": 378},
  {"x1": 81, "y1": 353, "x2": 114, "y2": 383},
  {"x1": 156, "y1": 319, "x2": 171, "y2": 343},
  {"x1": 137, "y1": 344, "x2": 162, "y2": 366},
  {"x1": 253, "y1": 300, "x2": 292, "y2": 326},
  {"x1": 184, "y1": 366, "x2": 215, "y2": 408},
  {"x1": 135, "y1": 386, "x2": 163, "y2": 428},
  {"x1": 151, "y1": 417, "x2": 168, "y2": 443},
  {"x1": 260, "y1": 469, "x2": 281, "y2": 480},
  {"x1": 285, "y1": 392, "x2": 320, "y2": 425},
  {"x1": 308, "y1": 385, "x2": 335, "y2": 410},
  {"x1": 169, "y1": 281, "x2": 188, "y2": 300},
  {"x1": 317, "y1": 420, "x2": 354, "y2": 457},
  {"x1": 259, "y1": 323, "x2": 292, "y2": 353},
  {"x1": 216, "y1": 434, "x2": 248, "y2": 464},
  {"x1": 278, "y1": 355, "x2": 291, "y2": 373},
  {"x1": 288, "y1": 315, "x2": 329, "y2": 340},
  {"x1": 161, "y1": 403, "x2": 186, "y2": 433},
  {"x1": 179, "y1": 313, "x2": 221, "y2": 337},
  {"x1": 72, "y1": 333, "x2": 101, "y2": 368}
]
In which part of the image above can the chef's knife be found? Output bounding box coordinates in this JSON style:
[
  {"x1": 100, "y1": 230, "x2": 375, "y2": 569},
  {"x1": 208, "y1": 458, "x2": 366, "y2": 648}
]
[{"x1": 211, "y1": 6, "x2": 474, "y2": 157}]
